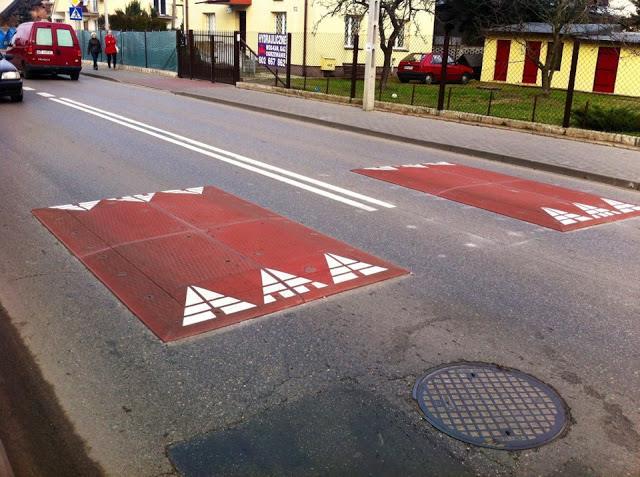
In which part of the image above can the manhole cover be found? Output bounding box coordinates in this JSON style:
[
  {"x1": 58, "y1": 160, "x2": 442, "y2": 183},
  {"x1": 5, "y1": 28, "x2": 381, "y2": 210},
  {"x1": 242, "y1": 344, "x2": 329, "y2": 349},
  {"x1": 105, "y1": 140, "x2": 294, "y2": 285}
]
[{"x1": 413, "y1": 362, "x2": 568, "y2": 450}]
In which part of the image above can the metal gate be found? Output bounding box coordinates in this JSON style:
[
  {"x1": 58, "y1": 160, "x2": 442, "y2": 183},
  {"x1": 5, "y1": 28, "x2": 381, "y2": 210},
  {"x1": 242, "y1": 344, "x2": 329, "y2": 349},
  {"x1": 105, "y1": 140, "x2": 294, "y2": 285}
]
[{"x1": 177, "y1": 30, "x2": 239, "y2": 84}]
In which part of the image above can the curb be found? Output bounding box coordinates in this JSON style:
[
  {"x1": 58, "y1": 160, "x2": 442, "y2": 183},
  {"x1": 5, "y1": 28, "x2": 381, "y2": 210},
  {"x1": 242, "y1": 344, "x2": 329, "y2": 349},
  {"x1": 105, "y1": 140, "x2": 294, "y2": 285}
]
[
  {"x1": 80, "y1": 60, "x2": 177, "y2": 77},
  {"x1": 80, "y1": 72, "x2": 640, "y2": 192},
  {"x1": 239, "y1": 82, "x2": 640, "y2": 150},
  {"x1": 0, "y1": 439, "x2": 15, "y2": 477},
  {"x1": 173, "y1": 91, "x2": 640, "y2": 192}
]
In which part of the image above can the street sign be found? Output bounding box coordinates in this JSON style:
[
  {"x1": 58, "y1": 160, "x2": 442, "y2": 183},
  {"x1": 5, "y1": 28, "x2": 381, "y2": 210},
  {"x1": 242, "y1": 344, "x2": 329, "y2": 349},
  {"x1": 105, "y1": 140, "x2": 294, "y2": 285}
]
[
  {"x1": 353, "y1": 162, "x2": 640, "y2": 232},
  {"x1": 69, "y1": 6, "x2": 83, "y2": 21},
  {"x1": 257, "y1": 33, "x2": 287, "y2": 68}
]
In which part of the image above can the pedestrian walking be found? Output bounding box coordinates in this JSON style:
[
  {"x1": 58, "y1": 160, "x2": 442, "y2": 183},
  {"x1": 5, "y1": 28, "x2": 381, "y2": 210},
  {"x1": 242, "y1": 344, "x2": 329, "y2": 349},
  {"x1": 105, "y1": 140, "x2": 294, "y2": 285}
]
[
  {"x1": 87, "y1": 32, "x2": 101, "y2": 70},
  {"x1": 104, "y1": 30, "x2": 118, "y2": 69}
]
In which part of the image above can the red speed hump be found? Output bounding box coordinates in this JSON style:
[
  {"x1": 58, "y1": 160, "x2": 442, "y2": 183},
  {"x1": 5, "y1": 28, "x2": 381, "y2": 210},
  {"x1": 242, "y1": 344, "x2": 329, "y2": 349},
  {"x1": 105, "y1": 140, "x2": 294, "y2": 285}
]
[
  {"x1": 353, "y1": 162, "x2": 640, "y2": 232},
  {"x1": 33, "y1": 186, "x2": 407, "y2": 342}
]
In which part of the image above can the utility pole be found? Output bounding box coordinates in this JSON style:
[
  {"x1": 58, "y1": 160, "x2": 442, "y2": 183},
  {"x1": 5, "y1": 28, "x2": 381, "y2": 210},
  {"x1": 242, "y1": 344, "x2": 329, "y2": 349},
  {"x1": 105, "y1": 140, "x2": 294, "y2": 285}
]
[
  {"x1": 104, "y1": 0, "x2": 110, "y2": 30},
  {"x1": 363, "y1": 0, "x2": 380, "y2": 111}
]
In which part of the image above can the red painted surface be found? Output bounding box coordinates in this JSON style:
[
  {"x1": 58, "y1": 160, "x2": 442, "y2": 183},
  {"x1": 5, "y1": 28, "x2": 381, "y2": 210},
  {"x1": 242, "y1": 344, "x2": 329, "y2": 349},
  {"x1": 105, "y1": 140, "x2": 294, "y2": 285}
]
[
  {"x1": 593, "y1": 47, "x2": 620, "y2": 94},
  {"x1": 494, "y1": 40, "x2": 511, "y2": 81},
  {"x1": 33, "y1": 187, "x2": 407, "y2": 342},
  {"x1": 522, "y1": 41, "x2": 542, "y2": 84},
  {"x1": 353, "y1": 163, "x2": 640, "y2": 232}
]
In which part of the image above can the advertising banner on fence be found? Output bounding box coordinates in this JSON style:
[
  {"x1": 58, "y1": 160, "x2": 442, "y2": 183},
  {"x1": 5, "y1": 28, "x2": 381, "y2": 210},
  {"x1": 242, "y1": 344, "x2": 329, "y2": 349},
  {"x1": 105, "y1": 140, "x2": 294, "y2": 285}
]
[{"x1": 257, "y1": 33, "x2": 288, "y2": 68}]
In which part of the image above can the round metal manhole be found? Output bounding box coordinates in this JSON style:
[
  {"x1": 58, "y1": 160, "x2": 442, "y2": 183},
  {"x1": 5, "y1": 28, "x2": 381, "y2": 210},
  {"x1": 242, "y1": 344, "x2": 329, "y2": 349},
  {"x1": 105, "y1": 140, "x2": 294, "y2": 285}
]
[{"x1": 413, "y1": 362, "x2": 568, "y2": 450}]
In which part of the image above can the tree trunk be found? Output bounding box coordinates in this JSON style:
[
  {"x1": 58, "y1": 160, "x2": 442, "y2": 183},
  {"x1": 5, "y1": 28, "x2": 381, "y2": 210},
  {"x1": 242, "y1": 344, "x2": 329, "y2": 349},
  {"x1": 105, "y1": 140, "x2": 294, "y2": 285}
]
[{"x1": 379, "y1": 44, "x2": 393, "y2": 90}]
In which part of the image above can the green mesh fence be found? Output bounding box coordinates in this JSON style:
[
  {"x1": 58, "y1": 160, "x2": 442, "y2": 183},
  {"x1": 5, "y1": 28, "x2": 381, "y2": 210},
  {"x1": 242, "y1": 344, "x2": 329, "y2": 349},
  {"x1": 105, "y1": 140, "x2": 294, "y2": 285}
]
[{"x1": 79, "y1": 30, "x2": 177, "y2": 72}]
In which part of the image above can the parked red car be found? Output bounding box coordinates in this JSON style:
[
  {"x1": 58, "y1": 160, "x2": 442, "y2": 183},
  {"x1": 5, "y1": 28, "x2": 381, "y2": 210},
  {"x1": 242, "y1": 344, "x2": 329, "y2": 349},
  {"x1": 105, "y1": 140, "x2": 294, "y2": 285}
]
[
  {"x1": 397, "y1": 53, "x2": 475, "y2": 84},
  {"x1": 7, "y1": 21, "x2": 82, "y2": 80}
]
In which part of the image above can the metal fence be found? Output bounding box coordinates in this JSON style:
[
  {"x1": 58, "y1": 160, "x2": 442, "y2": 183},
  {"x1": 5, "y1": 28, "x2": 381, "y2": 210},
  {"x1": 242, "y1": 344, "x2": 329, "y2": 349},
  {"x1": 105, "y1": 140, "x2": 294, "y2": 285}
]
[
  {"x1": 78, "y1": 30, "x2": 177, "y2": 72},
  {"x1": 237, "y1": 30, "x2": 640, "y2": 135},
  {"x1": 176, "y1": 30, "x2": 237, "y2": 84}
]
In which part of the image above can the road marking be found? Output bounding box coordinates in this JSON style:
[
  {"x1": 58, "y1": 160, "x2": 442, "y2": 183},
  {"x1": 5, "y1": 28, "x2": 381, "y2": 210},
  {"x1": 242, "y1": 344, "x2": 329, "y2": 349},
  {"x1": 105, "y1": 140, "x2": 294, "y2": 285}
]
[
  {"x1": 183, "y1": 286, "x2": 256, "y2": 326},
  {"x1": 23, "y1": 86, "x2": 35, "y2": 91},
  {"x1": 50, "y1": 97, "x2": 395, "y2": 212},
  {"x1": 325, "y1": 253, "x2": 387, "y2": 284},
  {"x1": 37, "y1": 92, "x2": 55, "y2": 98},
  {"x1": 542, "y1": 207, "x2": 592, "y2": 226},
  {"x1": 261, "y1": 268, "x2": 327, "y2": 304}
]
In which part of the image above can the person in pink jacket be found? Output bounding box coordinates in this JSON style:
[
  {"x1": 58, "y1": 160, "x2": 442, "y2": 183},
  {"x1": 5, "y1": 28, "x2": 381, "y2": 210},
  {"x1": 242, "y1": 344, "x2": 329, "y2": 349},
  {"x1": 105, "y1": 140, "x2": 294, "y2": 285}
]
[{"x1": 104, "y1": 30, "x2": 118, "y2": 69}]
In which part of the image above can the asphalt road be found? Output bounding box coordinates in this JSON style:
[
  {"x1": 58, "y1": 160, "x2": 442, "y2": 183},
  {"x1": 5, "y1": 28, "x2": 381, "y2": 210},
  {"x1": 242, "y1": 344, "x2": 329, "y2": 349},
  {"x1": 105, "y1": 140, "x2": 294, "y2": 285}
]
[{"x1": 0, "y1": 76, "x2": 639, "y2": 476}]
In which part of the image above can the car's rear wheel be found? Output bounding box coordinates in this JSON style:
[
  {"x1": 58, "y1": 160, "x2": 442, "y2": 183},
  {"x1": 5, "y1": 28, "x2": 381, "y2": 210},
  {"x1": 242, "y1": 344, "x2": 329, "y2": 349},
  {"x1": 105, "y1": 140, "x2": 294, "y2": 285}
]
[
  {"x1": 22, "y1": 66, "x2": 33, "y2": 79},
  {"x1": 70, "y1": 72, "x2": 80, "y2": 81},
  {"x1": 461, "y1": 73, "x2": 471, "y2": 85},
  {"x1": 11, "y1": 93, "x2": 23, "y2": 103},
  {"x1": 423, "y1": 73, "x2": 434, "y2": 85},
  {"x1": 399, "y1": 76, "x2": 409, "y2": 83}
]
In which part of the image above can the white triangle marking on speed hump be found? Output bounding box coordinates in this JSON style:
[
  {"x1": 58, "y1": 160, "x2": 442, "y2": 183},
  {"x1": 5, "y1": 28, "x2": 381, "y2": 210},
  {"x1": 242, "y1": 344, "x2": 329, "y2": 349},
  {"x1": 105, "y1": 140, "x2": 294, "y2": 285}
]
[
  {"x1": 324, "y1": 253, "x2": 387, "y2": 284},
  {"x1": 163, "y1": 187, "x2": 204, "y2": 195},
  {"x1": 114, "y1": 193, "x2": 156, "y2": 203},
  {"x1": 182, "y1": 286, "x2": 256, "y2": 326},
  {"x1": 50, "y1": 200, "x2": 101, "y2": 211},
  {"x1": 362, "y1": 166, "x2": 398, "y2": 171},
  {"x1": 573, "y1": 203, "x2": 619, "y2": 219},
  {"x1": 601, "y1": 198, "x2": 640, "y2": 214},
  {"x1": 542, "y1": 207, "x2": 592, "y2": 226},
  {"x1": 261, "y1": 268, "x2": 327, "y2": 304}
]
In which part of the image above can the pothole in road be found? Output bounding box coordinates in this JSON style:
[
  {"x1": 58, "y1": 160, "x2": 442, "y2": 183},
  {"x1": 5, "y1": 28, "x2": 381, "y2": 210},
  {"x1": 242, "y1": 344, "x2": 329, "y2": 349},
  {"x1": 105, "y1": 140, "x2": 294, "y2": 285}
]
[{"x1": 413, "y1": 362, "x2": 568, "y2": 450}]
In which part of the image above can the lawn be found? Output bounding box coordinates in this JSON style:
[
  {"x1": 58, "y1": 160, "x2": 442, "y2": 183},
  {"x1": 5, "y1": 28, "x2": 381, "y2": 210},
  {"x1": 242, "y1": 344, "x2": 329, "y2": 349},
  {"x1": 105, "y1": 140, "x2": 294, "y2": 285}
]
[{"x1": 249, "y1": 75, "x2": 640, "y2": 132}]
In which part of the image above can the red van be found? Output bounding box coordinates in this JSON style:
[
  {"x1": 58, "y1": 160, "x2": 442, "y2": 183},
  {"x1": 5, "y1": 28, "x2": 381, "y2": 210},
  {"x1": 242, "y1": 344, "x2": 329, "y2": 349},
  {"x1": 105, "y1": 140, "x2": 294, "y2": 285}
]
[{"x1": 7, "y1": 21, "x2": 82, "y2": 80}]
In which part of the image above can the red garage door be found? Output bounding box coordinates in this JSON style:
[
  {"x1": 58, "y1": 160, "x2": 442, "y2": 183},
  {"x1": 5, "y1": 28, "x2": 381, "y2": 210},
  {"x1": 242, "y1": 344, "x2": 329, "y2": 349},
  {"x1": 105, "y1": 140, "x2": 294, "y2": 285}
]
[
  {"x1": 593, "y1": 47, "x2": 620, "y2": 93},
  {"x1": 494, "y1": 39, "x2": 511, "y2": 81},
  {"x1": 522, "y1": 41, "x2": 541, "y2": 84}
]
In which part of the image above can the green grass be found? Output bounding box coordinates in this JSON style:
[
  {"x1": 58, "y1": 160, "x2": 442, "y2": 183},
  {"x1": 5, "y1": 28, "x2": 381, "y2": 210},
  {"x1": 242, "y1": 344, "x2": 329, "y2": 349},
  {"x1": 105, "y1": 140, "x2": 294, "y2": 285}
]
[{"x1": 248, "y1": 75, "x2": 640, "y2": 133}]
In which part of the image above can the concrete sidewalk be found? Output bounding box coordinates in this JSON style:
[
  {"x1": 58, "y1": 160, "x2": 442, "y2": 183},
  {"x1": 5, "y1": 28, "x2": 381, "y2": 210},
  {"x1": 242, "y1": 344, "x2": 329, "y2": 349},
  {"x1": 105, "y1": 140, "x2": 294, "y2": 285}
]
[{"x1": 81, "y1": 66, "x2": 640, "y2": 190}]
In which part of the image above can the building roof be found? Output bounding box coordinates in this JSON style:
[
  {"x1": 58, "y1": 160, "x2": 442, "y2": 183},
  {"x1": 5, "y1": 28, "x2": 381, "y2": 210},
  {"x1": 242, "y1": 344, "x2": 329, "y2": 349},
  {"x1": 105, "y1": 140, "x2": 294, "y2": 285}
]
[
  {"x1": 576, "y1": 31, "x2": 640, "y2": 44},
  {"x1": 490, "y1": 22, "x2": 621, "y2": 36}
]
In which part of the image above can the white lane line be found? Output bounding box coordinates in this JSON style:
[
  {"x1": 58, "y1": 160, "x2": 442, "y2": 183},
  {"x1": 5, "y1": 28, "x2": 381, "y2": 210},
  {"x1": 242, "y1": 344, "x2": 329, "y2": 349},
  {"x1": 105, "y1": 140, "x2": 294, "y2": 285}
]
[
  {"x1": 38, "y1": 92, "x2": 55, "y2": 98},
  {"x1": 50, "y1": 97, "x2": 378, "y2": 212},
  {"x1": 23, "y1": 86, "x2": 35, "y2": 91},
  {"x1": 58, "y1": 97, "x2": 395, "y2": 210}
]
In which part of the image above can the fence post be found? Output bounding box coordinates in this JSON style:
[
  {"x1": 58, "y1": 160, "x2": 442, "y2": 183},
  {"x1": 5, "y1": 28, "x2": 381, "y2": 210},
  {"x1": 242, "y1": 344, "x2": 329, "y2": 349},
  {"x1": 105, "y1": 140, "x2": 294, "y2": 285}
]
[
  {"x1": 176, "y1": 30, "x2": 182, "y2": 77},
  {"x1": 531, "y1": 95, "x2": 539, "y2": 122},
  {"x1": 563, "y1": 39, "x2": 581, "y2": 129},
  {"x1": 446, "y1": 86, "x2": 452, "y2": 110},
  {"x1": 487, "y1": 90, "x2": 494, "y2": 116},
  {"x1": 144, "y1": 30, "x2": 148, "y2": 69},
  {"x1": 286, "y1": 32, "x2": 292, "y2": 89},
  {"x1": 188, "y1": 29, "x2": 194, "y2": 80},
  {"x1": 210, "y1": 35, "x2": 215, "y2": 82},
  {"x1": 350, "y1": 34, "x2": 360, "y2": 100},
  {"x1": 233, "y1": 30, "x2": 240, "y2": 85},
  {"x1": 411, "y1": 83, "x2": 416, "y2": 105},
  {"x1": 437, "y1": 25, "x2": 452, "y2": 111}
]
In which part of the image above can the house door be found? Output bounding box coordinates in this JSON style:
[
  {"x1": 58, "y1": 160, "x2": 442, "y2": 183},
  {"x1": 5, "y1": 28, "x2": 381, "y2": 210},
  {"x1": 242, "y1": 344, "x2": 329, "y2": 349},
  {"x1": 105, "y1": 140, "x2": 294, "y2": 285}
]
[
  {"x1": 593, "y1": 47, "x2": 620, "y2": 93},
  {"x1": 493, "y1": 39, "x2": 510, "y2": 81},
  {"x1": 522, "y1": 41, "x2": 541, "y2": 84}
]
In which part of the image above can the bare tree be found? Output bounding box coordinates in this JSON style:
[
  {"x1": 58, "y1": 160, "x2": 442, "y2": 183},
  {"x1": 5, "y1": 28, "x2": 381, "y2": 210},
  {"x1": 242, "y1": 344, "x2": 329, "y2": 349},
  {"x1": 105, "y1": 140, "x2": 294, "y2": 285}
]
[{"x1": 316, "y1": 0, "x2": 436, "y2": 89}]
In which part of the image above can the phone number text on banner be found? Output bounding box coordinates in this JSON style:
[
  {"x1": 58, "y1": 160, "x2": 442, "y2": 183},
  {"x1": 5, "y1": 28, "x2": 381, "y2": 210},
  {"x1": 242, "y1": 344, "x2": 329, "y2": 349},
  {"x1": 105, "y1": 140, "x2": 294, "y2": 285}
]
[{"x1": 257, "y1": 33, "x2": 288, "y2": 68}]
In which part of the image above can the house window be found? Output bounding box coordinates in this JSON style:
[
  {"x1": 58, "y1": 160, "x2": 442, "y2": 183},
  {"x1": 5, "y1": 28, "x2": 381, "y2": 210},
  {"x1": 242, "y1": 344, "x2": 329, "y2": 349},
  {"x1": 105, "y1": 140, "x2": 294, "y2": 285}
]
[
  {"x1": 394, "y1": 23, "x2": 405, "y2": 49},
  {"x1": 204, "y1": 13, "x2": 216, "y2": 31},
  {"x1": 344, "y1": 15, "x2": 360, "y2": 47},
  {"x1": 274, "y1": 12, "x2": 286, "y2": 34},
  {"x1": 153, "y1": 0, "x2": 167, "y2": 16},
  {"x1": 547, "y1": 42, "x2": 564, "y2": 71}
]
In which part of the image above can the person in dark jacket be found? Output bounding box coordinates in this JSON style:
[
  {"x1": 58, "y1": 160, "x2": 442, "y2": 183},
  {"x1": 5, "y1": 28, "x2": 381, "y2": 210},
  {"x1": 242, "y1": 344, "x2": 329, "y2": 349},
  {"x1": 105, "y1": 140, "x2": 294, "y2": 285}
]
[{"x1": 87, "y1": 32, "x2": 101, "y2": 70}]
